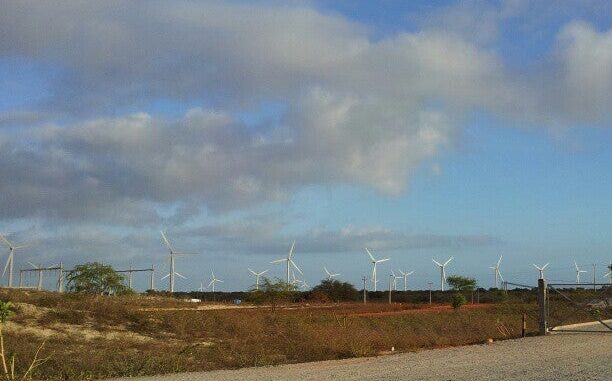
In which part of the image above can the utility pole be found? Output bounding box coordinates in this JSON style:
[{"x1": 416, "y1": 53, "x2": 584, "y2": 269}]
[
  {"x1": 428, "y1": 282, "x2": 433, "y2": 304},
  {"x1": 537, "y1": 278, "x2": 548, "y2": 335},
  {"x1": 362, "y1": 276, "x2": 367, "y2": 304},
  {"x1": 593, "y1": 264, "x2": 597, "y2": 291},
  {"x1": 388, "y1": 275, "x2": 393, "y2": 304}
]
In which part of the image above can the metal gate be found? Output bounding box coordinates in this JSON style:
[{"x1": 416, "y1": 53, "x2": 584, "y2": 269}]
[{"x1": 545, "y1": 281, "x2": 611, "y2": 333}]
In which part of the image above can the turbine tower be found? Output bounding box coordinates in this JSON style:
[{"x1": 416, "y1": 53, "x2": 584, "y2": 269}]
[
  {"x1": 574, "y1": 260, "x2": 587, "y2": 284},
  {"x1": 603, "y1": 262, "x2": 611, "y2": 285},
  {"x1": 271, "y1": 241, "x2": 302, "y2": 285},
  {"x1": 1, "y1": 233, "x2": 31, "y2": 288},
  {"x1": 323, "y1": 266, "x2": 340, "y2": 280},
  {"x1": 365, "y1": 248, "x2": 389, "y2": 291},
  {"x1": 432, "y1": 257, "x2": 453, "y2": 291},
  {"x1": 398, "y1": 270, "x2": 414, "y2": 291},
  {"x1": 248, "y1": 268, "x2": 268, "y2": 290},
  {"x1": 207, "y1": 271, "x2": 223, "y2": 292},
  {"x1": 160, "y1": 231, "x2": 194, "y2": 292},
  {"x1": 489, "y1": 255, "x2": 504, "y2": 289},
  {"x1": 533, "y1": 263, "x2": 549, "y2": 280}
]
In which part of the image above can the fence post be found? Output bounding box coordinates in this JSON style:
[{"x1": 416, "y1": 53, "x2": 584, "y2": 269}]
[
  {"x1": 522, "y1": 313, "x2": 527, "y2": 338},
  {"x1": 362, "y1": 276, "x2": 367, "y2": 304},
  {"x1": 537, "y1": 278, "x2": 548, "y2": 335}
]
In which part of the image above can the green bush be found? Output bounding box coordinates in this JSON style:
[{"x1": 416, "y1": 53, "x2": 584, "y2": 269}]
[
  {"x1": 451, "y1": 293, "x2": 467, "y2": 310},
  {"x1": 310, "y1": 279, "x2": 359, "y2": 302}
]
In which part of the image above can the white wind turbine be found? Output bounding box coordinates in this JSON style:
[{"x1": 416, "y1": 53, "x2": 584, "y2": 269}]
[
  {"x1": 199, "y1": 281, "x2": 205, "y2": 292},
  {"x1": 432, "y1": 257, "x2": 453, "y2": 291},
  {"x1": 489, "y1": 255, "x2": 504, "y2": 289},
  {"x1": 248, "y1": 268, "x2": 268, "y2": 290},
  {"x1": 390, "y1": 271, "x2": 402, "y2": 290},
  {"x1": 271, "y1": 241, "x2": 302, "y2": 285},
  {"x1": 603, "y1": 262, "x2": 611, "y2": 285},
  {"x1": 574, "y1": 260, "x2": 588, "y2": 284},
  {"x1": 207, "y1": 271, "x2": 223, "y2": 292},
  {"x1": 365, "y1": 248, "x2": 389, "y2": 292},
  {"x1": 323, "y1": 266, "x2": 340, "y2": 281},
  {"x1": 160, "y1": 231, "x2": 194, "y2": 292},
  {"x1": 398, "y1": 270, "x2": 414, "y2": 291},
  {"x1": 1, "y1": 233, "x2": 32, "y2": 288},
  {"x1": 533, "y1": 263, "x2": 549, "y2": 280}
]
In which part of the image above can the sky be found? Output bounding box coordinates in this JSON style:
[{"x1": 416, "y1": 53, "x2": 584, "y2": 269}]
[{"x1": 0, "y1": 0, "x2": 611, "y2": 292}]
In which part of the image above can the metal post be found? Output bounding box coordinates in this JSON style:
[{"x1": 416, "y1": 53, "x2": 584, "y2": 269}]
[
  {"x1": 362, "y1": 276, "x2": 367, "y2": 304},
  {"x1": 19, "y1": 269, "x2": 23, "y2": 288},
  {"x1": 388, "y1": 275, "x2": 392, "y2": 304},
  {"x1": 537, "y1": 278, "x2": 548, "y2": 335},
  {"x1": 150, "y1": 265, "x2": 155, "y2": 291},
  {"x1": 592, "y1": 264, "x2": 596, "y2": 291},
  {"x1": 428, "y1": 282, "x2": 433, "y2": 304},
  {"x1": 128, "y1": 266, "x2": 133, "y2": 289}
]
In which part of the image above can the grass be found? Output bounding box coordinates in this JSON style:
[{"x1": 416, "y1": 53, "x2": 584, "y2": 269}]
[{"x1": 1, "y1": 287, "x2": 607, "y2": 380}]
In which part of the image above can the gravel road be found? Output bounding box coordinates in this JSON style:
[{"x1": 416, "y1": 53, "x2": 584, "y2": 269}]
[{"x1": 107, "y1": 332, "x2": 611, "y2": 381}]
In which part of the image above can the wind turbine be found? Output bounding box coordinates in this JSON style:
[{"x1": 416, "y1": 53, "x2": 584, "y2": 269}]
[
  {"x1": 432, "y1": 257, "x2": 453, "y2": 291},
  {"x1": 533, "y1": 263, "x2": 549, "y2": 280},
  {"x1": 603, "y1": 262, "x2": 611, "y2": 285},
  {"x1": 248, "y1": 268, "x2": 268, "y2": 290},
  {"x1": 1, "y1": 233, "x2": 31, "y2": 288},
  {"x1": 489, "y1": 255, "x2": 504, "y2": 289},
  {"x1": 271, "y1": 241, "x2": 302, "y2": 285},
  {"x1": 160, "y1": 231, "x2": 194, "y2": 292},
  {"x1": 398, "y1": 270, "x2": 414, "y2": 291},
  {"x1": 199, "y1": 281, "x2": 205, "y2": 292},
  {"x1": 323, "y1": 266, "x2": 340, "y2": 281},
  {"x1": 207, "y1": 271, "x2": 223, "y2": 292},
  {"x1": 390, "y1": 271, "x2": 402, "y2": 290},
  {"x1": 365, "y1": 248, "x2": 389, "y2": 291},
  {"x1": 574, "y1": 260, "x2": 588, "y2": 284}
]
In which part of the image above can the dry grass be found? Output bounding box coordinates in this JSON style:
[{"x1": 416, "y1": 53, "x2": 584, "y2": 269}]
[{"x1": 0, "y1": 288, "x2": 604, "y2": 380}]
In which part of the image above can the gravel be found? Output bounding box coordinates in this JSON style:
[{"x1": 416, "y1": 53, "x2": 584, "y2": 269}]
[{"x1": 107, "y1": 332, "x2": 611, "y2": 381}]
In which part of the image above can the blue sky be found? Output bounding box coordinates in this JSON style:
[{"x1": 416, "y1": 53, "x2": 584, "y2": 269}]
[{"x1": 0, "y1": 1, "x2": 610, "y2": 291}]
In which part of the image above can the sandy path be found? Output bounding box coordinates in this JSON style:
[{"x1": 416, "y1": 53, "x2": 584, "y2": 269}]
[{"x1": 105, "y1": 327, "x2": 611, "y2": 381}]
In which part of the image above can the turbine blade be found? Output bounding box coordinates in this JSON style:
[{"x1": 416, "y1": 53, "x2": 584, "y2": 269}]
[
  {"x1": 498, "y1": 270, "x2": 504, "y2": 282},
  {"x1": 2, "y1": 255, "x2": 11, "y2": 278},
  {"x1": 27, "y1": 261, "x2": 38, "y2": 269},
  {"x1": 248, "y1": 268, "x2": 257, "y2": 275},
  {"x1": 542, "y1": 263, "x2": 549, "y2": 270},
  {"x1": 377, "y1": 258, "x2": 390, "y2": 263},
  {"x1": 444, "y1": 257, "x2": 454, "y2": 266},
  {"x1": 208, "y1": 280, "x2": 215, "y2": 288},
  {"x1": 290, "y1": 259, "x2": 303, "y2": 274},
  {"x1": 217, "y1": 279, "x2": 224, "y2": 283},
  {"x1": 260, "y1": 269, "x2": 269, "y2": 275},
  {"x1": 271, "y1": 258, "x2": 287, "y2": 264},
  {"x1": 365, "y1": 248, "x2": 375, "y2": 261},
  {"x1": 160, "y1": 231, "x2": 174, "y2": 251},
  {"x1": 160, "y1": 273, "x2": 170, "y2": 280},
  {"x1": 407, "y1": 271, "x2": 414, "y2": 275},
  {"x1": 324, "y1": 266, "x2": 330, "y2": 275},
  {"x1": 574, "y1": 260, "x2": 579, "y2": 271},
  {"x1": 288, "y1": 240, "x2": 295, "y2": 259},
  {"x1": 175, "y1": 272, "x2": 187, "y2": 279},
  {"x1": 0, "y1": 234, "x2": 12, "y2": 248},
  {"x1": 497, "y1": 255, "x2": 503, "y2": 267},
  {"x1": 432, "y1": 259, "x2": 442, "y2": 266}
]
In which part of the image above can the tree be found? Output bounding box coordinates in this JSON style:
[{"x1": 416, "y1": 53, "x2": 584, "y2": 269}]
[
  {"x1": 311, "y1": 279, "x2": 359, "y2": 302},
  {"x1": 66, "y1": 262, "x2": 129, "y2": 295},
  {"x1": 451, "y1": 293, "x2": 467, "y2": 310},
  {"x1": 247, "y1": 278, "x2": 297, "y2": 311},
  {"x1": 446, "y1": 275, "x2": 477, "y2": 291}
]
